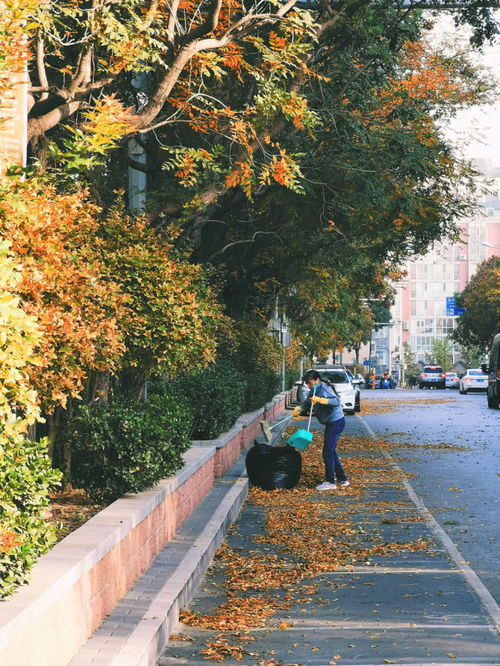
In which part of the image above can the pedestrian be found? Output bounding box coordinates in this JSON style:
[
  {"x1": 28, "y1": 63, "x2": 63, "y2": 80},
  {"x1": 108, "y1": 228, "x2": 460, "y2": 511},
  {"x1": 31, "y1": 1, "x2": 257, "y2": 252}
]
[
  {"x1": 293, "y1": 370, "x2": 349, "y2": 491},
  {"x1": 368, "y1": 372, "x2": 376, "y2": 389}
]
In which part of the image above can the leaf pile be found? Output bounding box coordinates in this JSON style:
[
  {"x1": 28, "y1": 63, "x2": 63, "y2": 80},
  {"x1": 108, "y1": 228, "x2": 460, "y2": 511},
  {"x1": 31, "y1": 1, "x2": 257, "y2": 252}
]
[
  {"x1": 361, "y1": 398, "x2": 456, "y2": 415},
  {"x1": 179, "y1": 433, "x2": 432, "y2": 661}
]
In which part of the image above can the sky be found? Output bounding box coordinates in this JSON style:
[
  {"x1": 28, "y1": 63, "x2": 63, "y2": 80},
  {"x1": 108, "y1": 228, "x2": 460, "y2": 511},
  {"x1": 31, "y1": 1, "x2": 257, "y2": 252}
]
[{"x1": 429, "y1": 12, "x2": 500, "y2": 167}]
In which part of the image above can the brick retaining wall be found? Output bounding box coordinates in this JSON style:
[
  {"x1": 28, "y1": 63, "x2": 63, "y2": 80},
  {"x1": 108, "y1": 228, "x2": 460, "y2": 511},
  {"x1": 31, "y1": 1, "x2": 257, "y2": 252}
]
[{"x1": 0, "y1": 391, "x2": 290, "y2": 666}]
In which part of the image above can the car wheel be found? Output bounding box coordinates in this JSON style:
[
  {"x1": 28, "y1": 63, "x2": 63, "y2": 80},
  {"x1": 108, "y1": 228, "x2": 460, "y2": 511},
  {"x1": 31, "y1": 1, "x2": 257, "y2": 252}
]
[
  {"x1": 355, "y1": 399, "x2": 360, "y2": 413},
  {"x1": 419, "y1": 384, "x2": 423, "y2": 389},
  {"x1": 346, "y1": 410, "x2": 355, "y2": 416}
]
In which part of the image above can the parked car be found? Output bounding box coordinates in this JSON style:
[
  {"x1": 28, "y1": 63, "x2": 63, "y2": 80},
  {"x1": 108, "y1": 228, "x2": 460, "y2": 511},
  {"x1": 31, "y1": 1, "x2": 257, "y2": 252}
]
[
  {"x1": 314, "y1": 364, "x2": 360, "y2": 415},
  {"x1": 459, "y1": 368, "x2": 488, "y2": 394},
  {"x1": 419, "y1": 365, "x2": 445, "y2": 389},
  {"x1": 444, "y1": 372, "x2": 459, "y2": 389},
  {"x1": 352, "y1": 373, "x2": 366, "y2": 388},
  {"x1": 482, "y1": 332, "x2": 500, "y2": 409}
]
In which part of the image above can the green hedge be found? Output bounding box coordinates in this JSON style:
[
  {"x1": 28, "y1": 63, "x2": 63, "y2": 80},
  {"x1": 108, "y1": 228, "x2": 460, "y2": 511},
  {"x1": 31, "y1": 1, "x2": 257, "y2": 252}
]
[
  {"x1": 243, "y1": 369, "x2": 281, "y2": 412},
  {"x1": 68, "y1": 357, "x2": 287, "y2": 503},
  {"x1": 0, "y1": 436, "x2": 61, "y2": 598},
  {"x1": 172, "y1": 360, "x2": 247, "y2": 440},
  {"x1": 69, "y1": 392, "x2": 192, "y2": 503}
]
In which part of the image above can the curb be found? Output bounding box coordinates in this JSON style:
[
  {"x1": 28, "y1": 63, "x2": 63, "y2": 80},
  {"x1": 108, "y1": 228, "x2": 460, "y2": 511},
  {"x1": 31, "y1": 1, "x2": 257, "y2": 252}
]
[
  {"x1": 69, "y1": 409, "x2": 292, "y2": 666},
  {"x1": 69, "y1": 459, "x2": 248, "y2": 666}
]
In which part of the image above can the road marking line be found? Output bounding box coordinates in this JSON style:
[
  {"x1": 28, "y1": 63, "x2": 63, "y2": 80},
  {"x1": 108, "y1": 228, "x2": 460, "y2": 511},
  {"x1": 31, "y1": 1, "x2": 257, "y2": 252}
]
[
  {"x1": 322, "y1": 566, "x2": 462, "y2": 574},
  {"x1": 358, "y1": 415, "x2": 500, "y2": 635},
  {"x1": 245, "y1": 621, "x2": 491, "y2": 630}
]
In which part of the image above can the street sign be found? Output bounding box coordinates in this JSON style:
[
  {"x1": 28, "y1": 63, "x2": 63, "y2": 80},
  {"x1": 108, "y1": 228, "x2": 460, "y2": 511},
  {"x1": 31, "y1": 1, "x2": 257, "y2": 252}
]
[{"x1": 446, "y1": 297, "x2": 465, "y2": 317}]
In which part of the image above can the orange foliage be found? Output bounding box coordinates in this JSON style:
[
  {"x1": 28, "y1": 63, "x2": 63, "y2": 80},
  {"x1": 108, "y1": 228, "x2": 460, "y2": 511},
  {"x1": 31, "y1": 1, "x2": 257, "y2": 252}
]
[
  {"x1": 0, "y1": 181, "x2": 125, "y2": 411},
  {"x1": 0, "y1": 530, "x2": 22, "y2": 553}
]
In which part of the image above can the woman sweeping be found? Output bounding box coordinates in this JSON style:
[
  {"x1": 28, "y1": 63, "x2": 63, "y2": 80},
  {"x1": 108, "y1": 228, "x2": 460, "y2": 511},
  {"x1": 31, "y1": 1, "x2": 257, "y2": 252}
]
[{"x1": 293, "y1": 370, "x2": 349, "y2": 491}]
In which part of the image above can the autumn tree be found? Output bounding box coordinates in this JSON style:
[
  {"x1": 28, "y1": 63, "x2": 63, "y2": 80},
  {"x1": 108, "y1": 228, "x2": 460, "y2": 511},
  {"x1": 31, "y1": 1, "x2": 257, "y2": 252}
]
[
  {"x1": 0, "y1": 178, "x2": 126, "y2": 460},
  {"x1": 452, "y1": 256, "x2": 500, "y2": 350},
  {"x1": 23, "y1": 1, "x2": 497, "y2": 207},
  {"x1": 0, "y1": 242, "x2": 61, "y2": 597},
  {"x1": 425, "y1": 337, "x2": 453, "y2": 370},
  {"x1": 402, "y1": 341, "x2": 420, "y2": 379},
  {"x1": 97, "y1": 205, "x2": 224, "y2": 400}
]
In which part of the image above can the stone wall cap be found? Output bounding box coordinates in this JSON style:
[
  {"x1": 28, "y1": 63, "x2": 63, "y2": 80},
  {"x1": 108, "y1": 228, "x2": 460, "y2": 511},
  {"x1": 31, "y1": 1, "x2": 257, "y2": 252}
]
[
  {"x1": 0, "y1": 445, "x2": 216, "y2": 636},
  {"x1": 191, "y1": 423, "x2": 242, "y2": 448},
  {"x1": 236, "y1": 406, "x2": 265, "y2": 427}
]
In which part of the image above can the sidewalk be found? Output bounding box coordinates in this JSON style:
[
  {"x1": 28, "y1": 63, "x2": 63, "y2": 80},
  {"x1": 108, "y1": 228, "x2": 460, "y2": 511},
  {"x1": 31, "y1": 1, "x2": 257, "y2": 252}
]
[{"x1": 158, "y1": 415, "x2": 500, "y2": 666}]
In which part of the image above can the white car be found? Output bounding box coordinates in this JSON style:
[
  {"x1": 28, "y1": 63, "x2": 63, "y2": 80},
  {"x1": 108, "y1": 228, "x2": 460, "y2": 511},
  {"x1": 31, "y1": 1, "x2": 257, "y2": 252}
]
[
  {"x1": 459, "y1": 369, "x2": 488, "y2": 394},
  {"x1": 314, "y1": 365, "x2": 360, "y2": 415}
]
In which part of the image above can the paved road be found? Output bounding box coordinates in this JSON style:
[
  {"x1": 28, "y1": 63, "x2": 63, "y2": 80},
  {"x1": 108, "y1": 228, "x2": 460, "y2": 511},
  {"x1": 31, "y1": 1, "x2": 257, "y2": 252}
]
[
  {"x1": 159, "y1": 389, "x2": 500, "y2": 665},
  {"x1": 358, "y1": 388, "x2": 499, "y2": 603}
]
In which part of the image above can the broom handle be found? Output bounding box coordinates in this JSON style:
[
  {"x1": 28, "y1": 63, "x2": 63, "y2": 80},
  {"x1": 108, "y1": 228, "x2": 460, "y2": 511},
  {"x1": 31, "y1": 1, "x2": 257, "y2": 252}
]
[{"x1": 306, "y1": 385, "x2": 317, "y2": 432}]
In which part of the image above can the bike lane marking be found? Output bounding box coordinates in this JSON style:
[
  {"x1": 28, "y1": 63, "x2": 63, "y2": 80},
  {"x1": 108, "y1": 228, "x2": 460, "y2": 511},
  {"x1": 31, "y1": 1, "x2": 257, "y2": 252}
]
[{"x1": 357, "y1": 414, "x2": 500, "y2": 635}]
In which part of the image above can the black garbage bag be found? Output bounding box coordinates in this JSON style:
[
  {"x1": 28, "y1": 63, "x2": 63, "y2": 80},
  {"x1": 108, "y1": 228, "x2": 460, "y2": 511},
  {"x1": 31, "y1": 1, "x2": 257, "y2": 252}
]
[{"x1": 245, "y1": 441, "x2": 302, "y2": 490}]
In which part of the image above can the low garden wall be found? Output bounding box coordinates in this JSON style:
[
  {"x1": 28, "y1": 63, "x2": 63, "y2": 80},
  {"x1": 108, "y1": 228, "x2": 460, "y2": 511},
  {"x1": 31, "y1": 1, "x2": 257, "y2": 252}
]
[{"x1": 0, "y1": 391, "x2": 290, "y2": 666}]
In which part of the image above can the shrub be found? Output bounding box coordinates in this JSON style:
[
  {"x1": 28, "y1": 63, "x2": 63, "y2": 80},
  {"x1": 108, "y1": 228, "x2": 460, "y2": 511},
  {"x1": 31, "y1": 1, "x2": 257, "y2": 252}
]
[
  {"x1": 173, "y1": 360, "x2": 246, "y2": 440},
  {"x1": 69, "y1": 392, "x2": 192, "y2": 503},
  {"x1": 0, "y1": 436, "x2": 61, "y2": 598},
  {"x1": 243, "y1": 369, "x2": 281, "y2": 412},
  {"x1": 285, "y1": 367, "x2": 300, "y2": 391},
  {"x1": 0, "y1": 240, "x2": 61, "y2": 598}
]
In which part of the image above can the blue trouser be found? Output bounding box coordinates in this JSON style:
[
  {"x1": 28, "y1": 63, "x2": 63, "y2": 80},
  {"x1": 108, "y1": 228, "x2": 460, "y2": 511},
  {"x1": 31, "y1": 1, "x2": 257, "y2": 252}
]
[{"x1": 323, "y1": 417, "x2": 347, "y2": 484}]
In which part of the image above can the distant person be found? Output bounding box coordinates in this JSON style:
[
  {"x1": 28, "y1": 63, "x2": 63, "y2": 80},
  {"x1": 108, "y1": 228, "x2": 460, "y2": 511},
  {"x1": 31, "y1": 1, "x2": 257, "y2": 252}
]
[
  {"x1": 408, "y1": 374, "x2": 418, "y2": 389},
  {"x1": 368, "y1": 372, "x2": 376, "y2": 389},
  {"x1": 380, "y1": 371, "x2": 391, "y2": 389},
  {"x1": 293, "y1": 370, "x2": 349, "y2": 491}
]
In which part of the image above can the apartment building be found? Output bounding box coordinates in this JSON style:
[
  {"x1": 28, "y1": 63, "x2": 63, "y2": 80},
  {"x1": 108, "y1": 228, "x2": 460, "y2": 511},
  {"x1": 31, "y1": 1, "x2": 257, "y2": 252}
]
[{"x1": 392, "y1": 161, "x2": 500, "y2": 368}]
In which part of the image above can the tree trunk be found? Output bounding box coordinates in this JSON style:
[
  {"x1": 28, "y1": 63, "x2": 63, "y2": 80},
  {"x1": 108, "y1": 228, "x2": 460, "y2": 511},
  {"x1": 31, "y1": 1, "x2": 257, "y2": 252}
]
[
  {"x1": 87, "y1": 371, "x2": 111, "y2": 407},
  {"x1": 61, "y1": 402, "x2": 73, "y2": 492},
  {"x1": 47, "y1": 412, "x2": 57, "y2": 461},
  {"x1": 120, "y1": 367, "x2": 148, "y2": 401}
]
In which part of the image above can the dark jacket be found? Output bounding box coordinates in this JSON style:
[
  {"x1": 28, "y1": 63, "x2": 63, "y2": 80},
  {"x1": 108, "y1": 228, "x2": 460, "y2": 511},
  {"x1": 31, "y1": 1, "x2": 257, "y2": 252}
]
[{"x1": 300, "y1": 381, "x2": 344, "y2": 424}]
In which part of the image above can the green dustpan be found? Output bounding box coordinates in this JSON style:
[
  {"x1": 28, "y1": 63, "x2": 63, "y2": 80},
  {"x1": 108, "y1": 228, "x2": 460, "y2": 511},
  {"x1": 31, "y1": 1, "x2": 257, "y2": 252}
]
[
  {"x1": 286, "y1": 385, "x2": 316, "y2": 451},
  {"x1": 287, "y1": 428, "x2": 313, "y2": 450}
]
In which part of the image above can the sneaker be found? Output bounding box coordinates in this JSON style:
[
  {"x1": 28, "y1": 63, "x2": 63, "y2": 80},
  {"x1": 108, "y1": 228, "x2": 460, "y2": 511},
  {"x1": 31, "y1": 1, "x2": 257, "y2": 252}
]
[
  {"x1": 339, "y1": 480, "x2": 350, "y2": 487},
  {"x1": 315, "y1": 481, "x2": 337, "y2": 491}
]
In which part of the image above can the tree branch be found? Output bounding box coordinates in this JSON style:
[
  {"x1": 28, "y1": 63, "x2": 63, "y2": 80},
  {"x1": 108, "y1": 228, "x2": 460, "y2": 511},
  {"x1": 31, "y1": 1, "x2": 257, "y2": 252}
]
[
  {"x1": 36, "y1": 35, "x2": 49, "y2": 102},
  {"x1": 28, "y1": 101, "x2": 87, "y2": 142},
  {"x1": 135, "y1": 1, "x2": 299, "y2": 128},
  {"x1": 180, "y1": 0, "x2": 224, "y2": 44},
  {"x1": 167, "y1": 0, "x2": 181, "y2": 44}
]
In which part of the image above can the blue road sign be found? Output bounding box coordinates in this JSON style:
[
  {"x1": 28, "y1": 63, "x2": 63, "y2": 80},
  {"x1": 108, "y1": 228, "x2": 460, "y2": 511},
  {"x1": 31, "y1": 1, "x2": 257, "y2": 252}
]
[{"x1": 446, "y1": 296, "x2": 466, "y2": 316}]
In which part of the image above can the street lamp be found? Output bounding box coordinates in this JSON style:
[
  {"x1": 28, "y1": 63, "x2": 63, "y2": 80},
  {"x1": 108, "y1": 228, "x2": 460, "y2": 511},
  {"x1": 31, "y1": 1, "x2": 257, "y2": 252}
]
[{"x1": 481, "y1": 241, "x2": 500, "y2": 250}]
